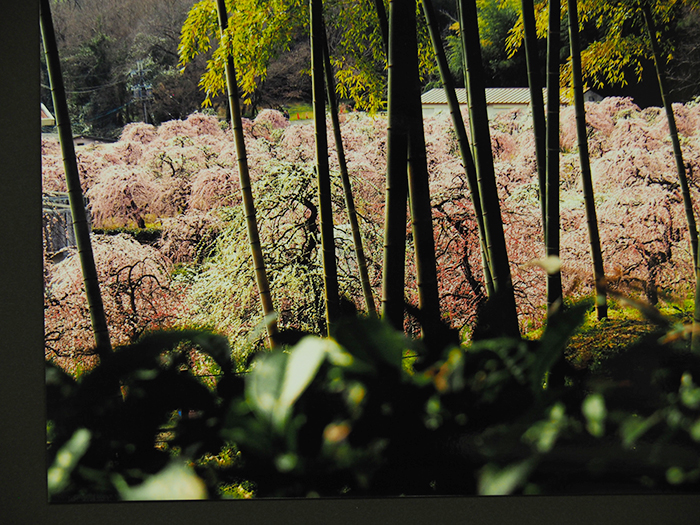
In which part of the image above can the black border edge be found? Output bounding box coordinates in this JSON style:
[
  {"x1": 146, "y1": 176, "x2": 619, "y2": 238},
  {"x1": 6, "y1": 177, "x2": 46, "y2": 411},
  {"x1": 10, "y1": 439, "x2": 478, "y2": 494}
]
[{"x1": 1, "y1": 1, "x2": 698, "y2": 523}]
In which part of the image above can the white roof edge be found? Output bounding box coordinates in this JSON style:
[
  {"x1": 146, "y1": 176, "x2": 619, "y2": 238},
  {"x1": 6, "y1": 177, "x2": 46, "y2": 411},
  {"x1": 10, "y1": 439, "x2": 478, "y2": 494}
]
[{"x1": 41, "y1": 102, "x2": 55, "y2": 126}]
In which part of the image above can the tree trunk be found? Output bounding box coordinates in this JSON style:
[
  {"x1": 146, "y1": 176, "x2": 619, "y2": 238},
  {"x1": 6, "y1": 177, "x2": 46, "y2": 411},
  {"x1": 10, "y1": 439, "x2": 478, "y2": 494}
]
[
  {"x1": 545, "y1": 0, "x2": 563, "y2": 312},
  {"x1": 458, "y1": 0, "x2": 520, "y2": 338},
  {"x1": 311, "y1": 0, "x2": 340, "y2": 331},
  {"x1": 321, "y1": 24, "x2": 377, "y2": 316},
  {"x1": 567, "y1": 0, "x2": 607, "y2": 319},
  {"x1": 422, "y1": 0, "x2": 493, "y2": 296},
  {"x1": 381, "y1": 0, "x2": 411, "y2": 331},
  {"x1": 215, "y1": 0, "x2": 278, "y2": 344},
  {"x1": 40, "y1": 0, "x2": 112, "y2": 357},
  {"x1": 520, "y1": 0, "x2": 547, "y2": 236}
]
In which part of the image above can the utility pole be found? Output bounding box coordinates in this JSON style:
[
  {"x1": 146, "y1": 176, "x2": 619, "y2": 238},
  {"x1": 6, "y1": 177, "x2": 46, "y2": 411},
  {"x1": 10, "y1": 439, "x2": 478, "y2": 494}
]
[{"x1": 130, "y1": 60, "x2": 152, "y2": 123}]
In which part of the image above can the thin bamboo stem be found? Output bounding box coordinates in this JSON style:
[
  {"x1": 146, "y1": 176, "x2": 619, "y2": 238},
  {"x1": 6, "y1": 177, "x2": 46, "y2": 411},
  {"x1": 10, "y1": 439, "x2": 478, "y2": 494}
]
[
  {"x1": 567, "y1": 0, "x2": 607, "y2": 319},
  {"x1": 321, "y1": 25, "x2": 377, "y2": 317},
  {"x1": 40, "y1": 0, "x2": 112, "y2": 357},
  {"x1": 215, "y1": 0, "x2": 278, "y2": 343},
  {"x1": 422, "y1": 0, "x2": 493, "y2": 297},
  {"x1": 311, "y1": 0, "x2": 340, "y2": 330},
  {"x1": 545, "y1": 0, "x2": 563, "y2": 311}
]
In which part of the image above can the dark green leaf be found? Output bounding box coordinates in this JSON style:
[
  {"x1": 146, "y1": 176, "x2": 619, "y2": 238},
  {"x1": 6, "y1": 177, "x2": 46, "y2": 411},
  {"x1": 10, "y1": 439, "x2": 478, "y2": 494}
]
[{"x1": 531, "y1": 300, "x2": 591, "y2": 393}]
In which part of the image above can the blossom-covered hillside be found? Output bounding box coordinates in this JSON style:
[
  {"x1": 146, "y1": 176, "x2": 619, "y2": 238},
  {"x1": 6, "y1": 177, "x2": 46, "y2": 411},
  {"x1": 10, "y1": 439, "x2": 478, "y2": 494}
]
[{"x1": 42, "y1": 99, "x2": 700, "y2": 374}]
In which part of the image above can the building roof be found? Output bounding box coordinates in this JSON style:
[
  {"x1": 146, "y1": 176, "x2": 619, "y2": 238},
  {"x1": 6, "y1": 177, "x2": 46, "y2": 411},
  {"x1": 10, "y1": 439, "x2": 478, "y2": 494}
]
[
  {"x1": 41, "y1": 103, "x2": 55, "y2": 126},
  {"x1": 421, "y1": 87, "x2": 572, "y2": 106}
]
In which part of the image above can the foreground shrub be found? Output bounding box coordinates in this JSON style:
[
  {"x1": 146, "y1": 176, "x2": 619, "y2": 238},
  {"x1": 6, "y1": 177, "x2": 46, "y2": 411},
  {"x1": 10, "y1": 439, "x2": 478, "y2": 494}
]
[{"x1": 47, "y1": 301, "x2": 700, "y2": 500}]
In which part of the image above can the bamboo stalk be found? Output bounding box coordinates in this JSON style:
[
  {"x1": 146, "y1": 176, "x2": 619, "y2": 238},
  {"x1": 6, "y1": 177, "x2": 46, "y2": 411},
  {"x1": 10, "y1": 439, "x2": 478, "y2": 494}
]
[
  {"x1": 311, "y1": 0, "x2": 340, "y2": 330},
  {"x1": 370, "y1": 0, "x2": 389, "y2": 54},
  {"x1": 40, "y1": 0, "x2": 112, "y2": 357},
  {"x1": 458, "y1": 0, "x2": 520, "y2": 337},
  {"x1": 381, "y1": 0, "x2": 411, "y2": 330},
  {"x1": 422, "y1": 0, "x2": 493, "y2": 297},
  {"x1": 404, "y1": 0, "x2": 441, "y2": 344},
  {"x1": 520, "y1": 0, "x2": 548, "y2": 237},
  {"x1": 321, "y1": 25, "x2": 377, "y2": 317},
  {"x1": 567, "y1": 0, "x2": 607, "y2": 319},
  {"x1": 215, "y1": 0, "x2": 278, "y2": 343},
  {"x1": 545, "y1": 0, "x2": 563, "y2": 311}
]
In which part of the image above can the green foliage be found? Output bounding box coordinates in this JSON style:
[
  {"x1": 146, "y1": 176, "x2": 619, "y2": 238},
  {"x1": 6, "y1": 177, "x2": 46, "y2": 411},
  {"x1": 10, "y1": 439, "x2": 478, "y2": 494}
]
[
  {"x1": 565, "y1": 296, "x2": 694, "y2": 371},
  {"x1": 45, "y1": 329, "x2": 235, "y2": 501},
  {"x1": 184, "y1": 160, "x2": 378, "y2": 358},
  {"x1": 178, "y1": 0, "x2": 437, "y2": 112},
  {"x1": 92, "y1": 226, "x2": 162, "y2": 244},
  {"x1": 446, "y1": 0, "x2": 527, "y2": 87},
  {"x1": 506, "y1": 0, "x2": 700, "y2": 92},
  {"x1": 47, "y1": 297, "x2": 700, "y2": 499}
]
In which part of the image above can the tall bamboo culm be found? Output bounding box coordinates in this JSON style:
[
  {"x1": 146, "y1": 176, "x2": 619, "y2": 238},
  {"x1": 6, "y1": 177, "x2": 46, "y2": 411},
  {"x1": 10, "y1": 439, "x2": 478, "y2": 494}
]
[
  {"x1": 215, "y1": 0, "x2": 278, "y2": 344},
  {"x1": 545, "y1": 0, "x2": 563, "y2": 311},
  {"x1": 422, "y1": 0, "x2": 493, "y2": 297},
  {"x1": 458, "y1": 0, "x2": 520, "y2": 338},
  {"x1": 320, "y1": 25, "x2": 376, "y2": 317},
  {"x1": 40, "y1": 0, "x2": 112, "y2": 357},
  {"x1": 311, "y1": 0, "x2": 340, "y2": 330},
  {"x1": 381, "y1": 0, "x2": 411, "y2": 330},
  {"x1": 403, "y1": 0, "x2": 442, "y2": 346},
  {"x1": 520, "y1": 0, "x2": 547, "y2": 236},
  {"x1": 567, "y1": 0, "x2": 607, "y2": 319}
]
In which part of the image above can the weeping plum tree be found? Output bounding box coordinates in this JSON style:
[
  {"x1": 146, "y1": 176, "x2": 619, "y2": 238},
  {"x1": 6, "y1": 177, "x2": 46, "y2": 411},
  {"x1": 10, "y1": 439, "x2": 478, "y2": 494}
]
[
  {"x1": 215, "y1": 0, "x2": 278, "y2": 343},
  {"x1": 40, "y1": 0, "x2": 112, "y2": 357},
  {"x1": 574, "y1": 0, "x2": 699, "y2": 340},
  {"x1": 640, "y1": 3, "x2": 698, "y2": 262},
  {"x1": 511, "y1": 0, "x2": 699, "y2": 271}
]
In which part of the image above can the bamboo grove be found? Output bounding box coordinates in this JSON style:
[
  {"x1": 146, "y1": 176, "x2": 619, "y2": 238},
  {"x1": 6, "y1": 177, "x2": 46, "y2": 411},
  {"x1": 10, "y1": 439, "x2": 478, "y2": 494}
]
[{"x1": 41, "y1": 0, "x2": 700, "y2": 361}]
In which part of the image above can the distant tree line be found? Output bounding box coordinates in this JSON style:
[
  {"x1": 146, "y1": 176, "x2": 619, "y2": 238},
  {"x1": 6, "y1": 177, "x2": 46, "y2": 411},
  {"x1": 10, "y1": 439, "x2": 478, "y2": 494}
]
[
  {"x1": 41, "y1": 0, "x2": 208, "y2": 138},
  {"x1": 41, "y1": 0, "x2": 700, "y2": 140}
]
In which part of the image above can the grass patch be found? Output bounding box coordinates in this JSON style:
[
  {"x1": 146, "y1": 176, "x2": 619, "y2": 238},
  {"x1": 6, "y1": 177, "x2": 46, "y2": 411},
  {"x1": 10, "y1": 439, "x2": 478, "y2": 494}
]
[
  {"x1": 286, "y1": 103, "x2": 314, "y2": 121},
  {"x1": 564, "y1": 296, "x2": 694, "y2": 372},
  {"x1": 92, "y1": 225, "x2": 162, "y2": 244},
  {"x1": 218, "y1": 480, "x2": 255, "y2": 499}
]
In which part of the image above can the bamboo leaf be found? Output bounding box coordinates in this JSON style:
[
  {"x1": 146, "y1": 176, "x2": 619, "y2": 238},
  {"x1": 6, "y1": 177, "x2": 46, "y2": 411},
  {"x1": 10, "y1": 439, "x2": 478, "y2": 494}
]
[
  {"x1": 531, "y1": 299, "x2": 590, "y2": 393},
  {"x1": 274, "y1": 336, "x2": 329, "y2": 429},
  {"x1": 478, "y1": 457, "x2": 538, "y2": 495}
]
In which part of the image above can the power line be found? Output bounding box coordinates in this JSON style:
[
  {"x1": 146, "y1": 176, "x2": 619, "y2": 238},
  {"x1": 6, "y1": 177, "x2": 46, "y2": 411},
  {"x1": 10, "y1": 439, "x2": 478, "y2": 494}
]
[
  {"x1": 83, "y1": 101, "x2": 134, "y2": 122},
  {"x1": 41, "y1": 80, "x2": 124, "y2": 94}
]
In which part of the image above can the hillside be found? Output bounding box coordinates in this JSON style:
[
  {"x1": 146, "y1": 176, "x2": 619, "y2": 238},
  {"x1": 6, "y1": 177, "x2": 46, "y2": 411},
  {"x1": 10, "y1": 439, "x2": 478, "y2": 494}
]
[{"x1": 42, "y1": 98, "x2": 700, "y2": 373}]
